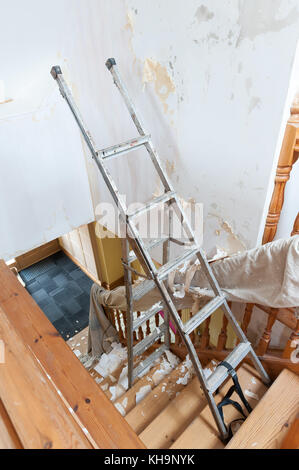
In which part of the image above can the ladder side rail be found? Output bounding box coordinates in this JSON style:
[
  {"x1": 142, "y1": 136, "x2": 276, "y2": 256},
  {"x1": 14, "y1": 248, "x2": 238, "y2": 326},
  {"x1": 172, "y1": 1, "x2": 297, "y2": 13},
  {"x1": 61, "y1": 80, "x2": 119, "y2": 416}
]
[
  {"x1": 122, "y1": 236, "x2": 135, "y2": 388},
  {"x1": 51, "y1": 67, "x2": 98, "y2": 159},
  {"x1": 51, "y1": 67, "x2": 128, "y2": 217},
  {"x1": 162, "y1": 200, "x2": 172, "y2": 350},
  {"x1": 106, "y1": 59, "x2": 147, "y2": 137},
  {"x1": 105, "y1": 59, "x2": 173, "y2": 192}
]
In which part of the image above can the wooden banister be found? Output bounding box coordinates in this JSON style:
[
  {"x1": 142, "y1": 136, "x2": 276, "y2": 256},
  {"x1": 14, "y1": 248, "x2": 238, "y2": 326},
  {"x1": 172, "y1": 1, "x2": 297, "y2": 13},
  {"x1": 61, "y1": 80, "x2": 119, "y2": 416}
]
[
  {"x1": 292, "y1": 212, "x2": 299, "y2": 236},
  {"x1": 256, "y1": 308, "x2": 279, "y2": 356},
  {"x1": 263, "y1": 123, "x2": 298, "y2": 244}
]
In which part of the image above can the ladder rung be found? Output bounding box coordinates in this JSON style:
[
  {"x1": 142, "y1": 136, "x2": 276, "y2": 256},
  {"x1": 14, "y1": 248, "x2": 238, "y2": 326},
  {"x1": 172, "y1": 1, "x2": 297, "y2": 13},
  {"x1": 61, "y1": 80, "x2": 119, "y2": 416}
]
[
  {"x1": 128, "y1": 238, "x2": 167, "y2": 264},
  {"x1": 157, "y1": 247, "x2": 199, "y2": 280},
  {"x1": 132, "y1": 279, "x2": 156, "y2": 302},
  {"x1": 133, "y1": 304, "x2": 163, "y2": 331},
  {"x1": 133, "y1": 324, "x2": 167, "y2": 357},
  {"x1": 97, "y1": 135, "x2": 150, "y2": 160},
  {"x1": 183, "y1": 296, "x2": 226, "y2": 335},
  {"x1": 127, "y1": 192, "x2": 176, "y2": 219},
  {"x1": 132, "y1": 345, "x2": 168, "y2": 381},
  {"x1": 207, "y1": 342, "x2": 252, "y2": 393}
]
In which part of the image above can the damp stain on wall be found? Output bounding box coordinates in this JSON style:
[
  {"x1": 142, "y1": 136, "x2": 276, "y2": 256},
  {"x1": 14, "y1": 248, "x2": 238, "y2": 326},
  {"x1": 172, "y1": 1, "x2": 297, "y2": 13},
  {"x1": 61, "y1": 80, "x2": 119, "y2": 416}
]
[{"x1": 142, "y1": 58, "x2": 176, "y2": 114}]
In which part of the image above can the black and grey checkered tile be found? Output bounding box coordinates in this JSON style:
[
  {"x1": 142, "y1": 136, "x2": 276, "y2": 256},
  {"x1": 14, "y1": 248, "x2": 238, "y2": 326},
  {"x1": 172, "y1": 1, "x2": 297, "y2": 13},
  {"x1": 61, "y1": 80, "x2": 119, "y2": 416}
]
[{"x1": 20, "y1": 251, "x2": 92, "y2": 340}]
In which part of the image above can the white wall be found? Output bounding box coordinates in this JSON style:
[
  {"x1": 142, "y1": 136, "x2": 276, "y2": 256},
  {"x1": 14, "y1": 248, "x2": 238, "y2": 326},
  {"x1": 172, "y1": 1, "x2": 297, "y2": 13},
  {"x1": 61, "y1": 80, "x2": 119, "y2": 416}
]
[{"x1": 1, "y1": 0, "x2": 299, "y2": 261}]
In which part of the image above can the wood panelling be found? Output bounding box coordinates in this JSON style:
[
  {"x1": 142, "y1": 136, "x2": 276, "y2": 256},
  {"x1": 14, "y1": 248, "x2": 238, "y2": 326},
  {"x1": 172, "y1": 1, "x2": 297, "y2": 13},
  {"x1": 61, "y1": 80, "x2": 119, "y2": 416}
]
[
  {"x1": 13, "y1": 239, "x2": 60, "y2": 271},
  {"x1": 59, "y1": 224, "x2": 99, "y2": 281},
  {"x1": 0, "y1": 260, "x2": 145, "y2": 449}
]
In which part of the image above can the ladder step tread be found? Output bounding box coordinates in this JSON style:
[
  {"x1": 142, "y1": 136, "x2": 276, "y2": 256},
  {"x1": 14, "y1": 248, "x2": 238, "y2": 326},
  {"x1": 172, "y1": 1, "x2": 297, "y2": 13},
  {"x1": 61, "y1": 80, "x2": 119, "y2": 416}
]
[
  {"x1": 98, "y1": 135, "x2": 150, "y2": 160},
  {"x1": 132, "y1": 304, "x2": 163, "y2": 331},
  {"x1": 133, "y1": 324, "x2": 168, "y2": 357},
  {"x1": 127, "y1": 192, "x2": 176, "y2": 219},
  {"x1": 132, "y1": 345, "x2": 168, "y2": 381},
  {"x1": 207, "y1": 342, "x2": 252, "y2": 393},
  {"x1": 157, "y1": 247, "x2": 199, "y2": 280},
  {"x1": 184, "y1": 296, "x2": 225, "y2": 335},
  {"x1": 132, "y1": 279, "x2": 156, "y2": 302}
]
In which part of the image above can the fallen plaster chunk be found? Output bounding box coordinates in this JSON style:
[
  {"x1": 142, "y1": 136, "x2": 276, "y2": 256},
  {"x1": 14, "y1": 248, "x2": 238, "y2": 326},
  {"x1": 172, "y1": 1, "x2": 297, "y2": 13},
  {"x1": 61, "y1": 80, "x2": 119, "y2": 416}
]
[
  {"x1": 95, "y1": 377, "x2": 104, "y2": 384},
  {"x1": 115, "y1": 403, "x2": 126, "y2": 417},
  {"x1": 245, "y1": 390, "x2": 259, "y2": 401},
  {"x1": 118, "y1": 365, "x2": 129, "y2": 390},
  {"x1": 136, "y1": 385, "x2": 152, "y2": 404},
  {"x1": 122, "y1": 397, "x2": 128, "y2": 409},
  {"x1": 203, "y1": 368, "x2": 213, "y2": 379},
  {"x1": 172, "y1": 284, "x2": 186, "y2": 299},
  {"x1": 101, "y1": 383, "x2": 108, "y2": 392},
  {"x1": 152, "y1": 355, "x2": 178, "y2": 386},
  {"x1": 94, "y1": 342, "x2": 127, "y2": 378},
  {"x1": 73, "y1": 349, "x2": 81, "y2": 358},
  {"x1": 251, "y1": 377, "x2": 257, "y2": 384},
  {"x1": 165, "y1": 350, "x2": 180, "y2": 368},
  {"x1": 109, "y1": 384, "x2": 125, "y2": 402}
]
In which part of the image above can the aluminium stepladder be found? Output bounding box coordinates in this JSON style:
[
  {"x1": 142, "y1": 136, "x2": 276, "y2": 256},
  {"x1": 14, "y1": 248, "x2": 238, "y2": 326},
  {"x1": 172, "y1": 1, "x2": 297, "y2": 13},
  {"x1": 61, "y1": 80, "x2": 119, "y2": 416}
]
[{"x1": 51, "y1": 59, "x2": 270, "y2": 441}]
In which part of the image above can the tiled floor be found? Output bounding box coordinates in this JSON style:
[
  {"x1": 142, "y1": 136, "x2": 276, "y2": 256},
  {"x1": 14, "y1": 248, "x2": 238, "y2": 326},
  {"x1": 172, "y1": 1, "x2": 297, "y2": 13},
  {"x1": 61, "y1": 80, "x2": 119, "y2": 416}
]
[{"x1": 20, "y1": 251, "x2": 93, "y2": 340}]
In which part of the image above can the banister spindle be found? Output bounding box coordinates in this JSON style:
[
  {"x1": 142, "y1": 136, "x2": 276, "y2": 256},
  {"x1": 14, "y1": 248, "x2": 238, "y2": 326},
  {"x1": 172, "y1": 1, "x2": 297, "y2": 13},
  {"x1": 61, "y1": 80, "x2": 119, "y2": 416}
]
[
  {"x1": 241, "y1": 303, "x2": 254, "y2": 335},
  {"x1": 256, "y1": 308, "x2": 278, "y2": 356},
  {"x1": 200, "y1": 317, "x2": 211, "y2": 350},
  {"x1": 283, "y1": 314, "x2": 299, "y2": 359},
  {"x1": 217, "y1": 313, "x2": 228, "y2": 351}
]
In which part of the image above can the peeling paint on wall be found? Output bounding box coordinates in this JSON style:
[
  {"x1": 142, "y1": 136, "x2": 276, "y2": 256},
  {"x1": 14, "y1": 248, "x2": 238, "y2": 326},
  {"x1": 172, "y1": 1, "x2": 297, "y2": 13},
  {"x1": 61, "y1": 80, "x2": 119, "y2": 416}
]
[
  {"x1": 237, "y1": 0, "x2": 299, "y2": 46},
  {"x1": 207, "y1": 214, "x2": 247, "y2": 255},
  {"x1": 142, "y1": 58, "x2": 176, "y2": 113},
  {"x1": 125, "y1": 9, "x2": 136, "y2": 32}
]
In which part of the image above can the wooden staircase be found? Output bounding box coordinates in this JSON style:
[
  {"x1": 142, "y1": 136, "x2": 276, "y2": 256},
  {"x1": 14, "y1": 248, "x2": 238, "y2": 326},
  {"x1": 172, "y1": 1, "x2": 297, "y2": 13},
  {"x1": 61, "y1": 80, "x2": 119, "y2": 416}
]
[{"x1": 72, "y1": 334, "x2": 299, "y2": 449}]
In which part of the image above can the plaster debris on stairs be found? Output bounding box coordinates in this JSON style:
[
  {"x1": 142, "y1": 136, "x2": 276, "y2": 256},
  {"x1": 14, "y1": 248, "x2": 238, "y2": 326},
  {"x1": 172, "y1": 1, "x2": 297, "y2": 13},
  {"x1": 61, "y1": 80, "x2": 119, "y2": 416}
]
[{"x1": 76, "y1": 338, "x2": 218, "y2": 419}]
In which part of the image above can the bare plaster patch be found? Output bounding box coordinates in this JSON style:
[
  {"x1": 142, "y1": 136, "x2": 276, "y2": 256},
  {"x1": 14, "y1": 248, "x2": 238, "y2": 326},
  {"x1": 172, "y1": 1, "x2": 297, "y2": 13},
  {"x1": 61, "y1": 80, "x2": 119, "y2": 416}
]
[
  {"x1": 248, "y1": 96, "x2": 262, "y2": 114},
  {"x1": 126, "y1": 10, "x2": 136, "y2": 32},
  {"x1": 237, "y1": 0, "x2": 299, "y2": 46},
  {"x1": 195, "y1": 5, "x2": 214, "y2": 24},
  {"x1": 142, "y1": 58, "x2": 176, "y2": 113}
]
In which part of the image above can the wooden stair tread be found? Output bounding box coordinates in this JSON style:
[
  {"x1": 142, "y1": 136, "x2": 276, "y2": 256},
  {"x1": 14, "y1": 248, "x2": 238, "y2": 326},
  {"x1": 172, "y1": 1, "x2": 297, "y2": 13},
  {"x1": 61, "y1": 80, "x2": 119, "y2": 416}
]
[
  {"x1": 171, "y1": 363, "x2": 268, "y2": 450},
  {"x1": 226, "y1": 368, "x2": 299, "y2": 449},
  {"x1": 125, "y1": 356, "x2": 196, "y2": 435},
  {"x1": 113, "y1": 361, "x2": 164, "y2": 414},
  {"x1": 139, "y1": 361, "x2": 217, "y2": 449}
]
